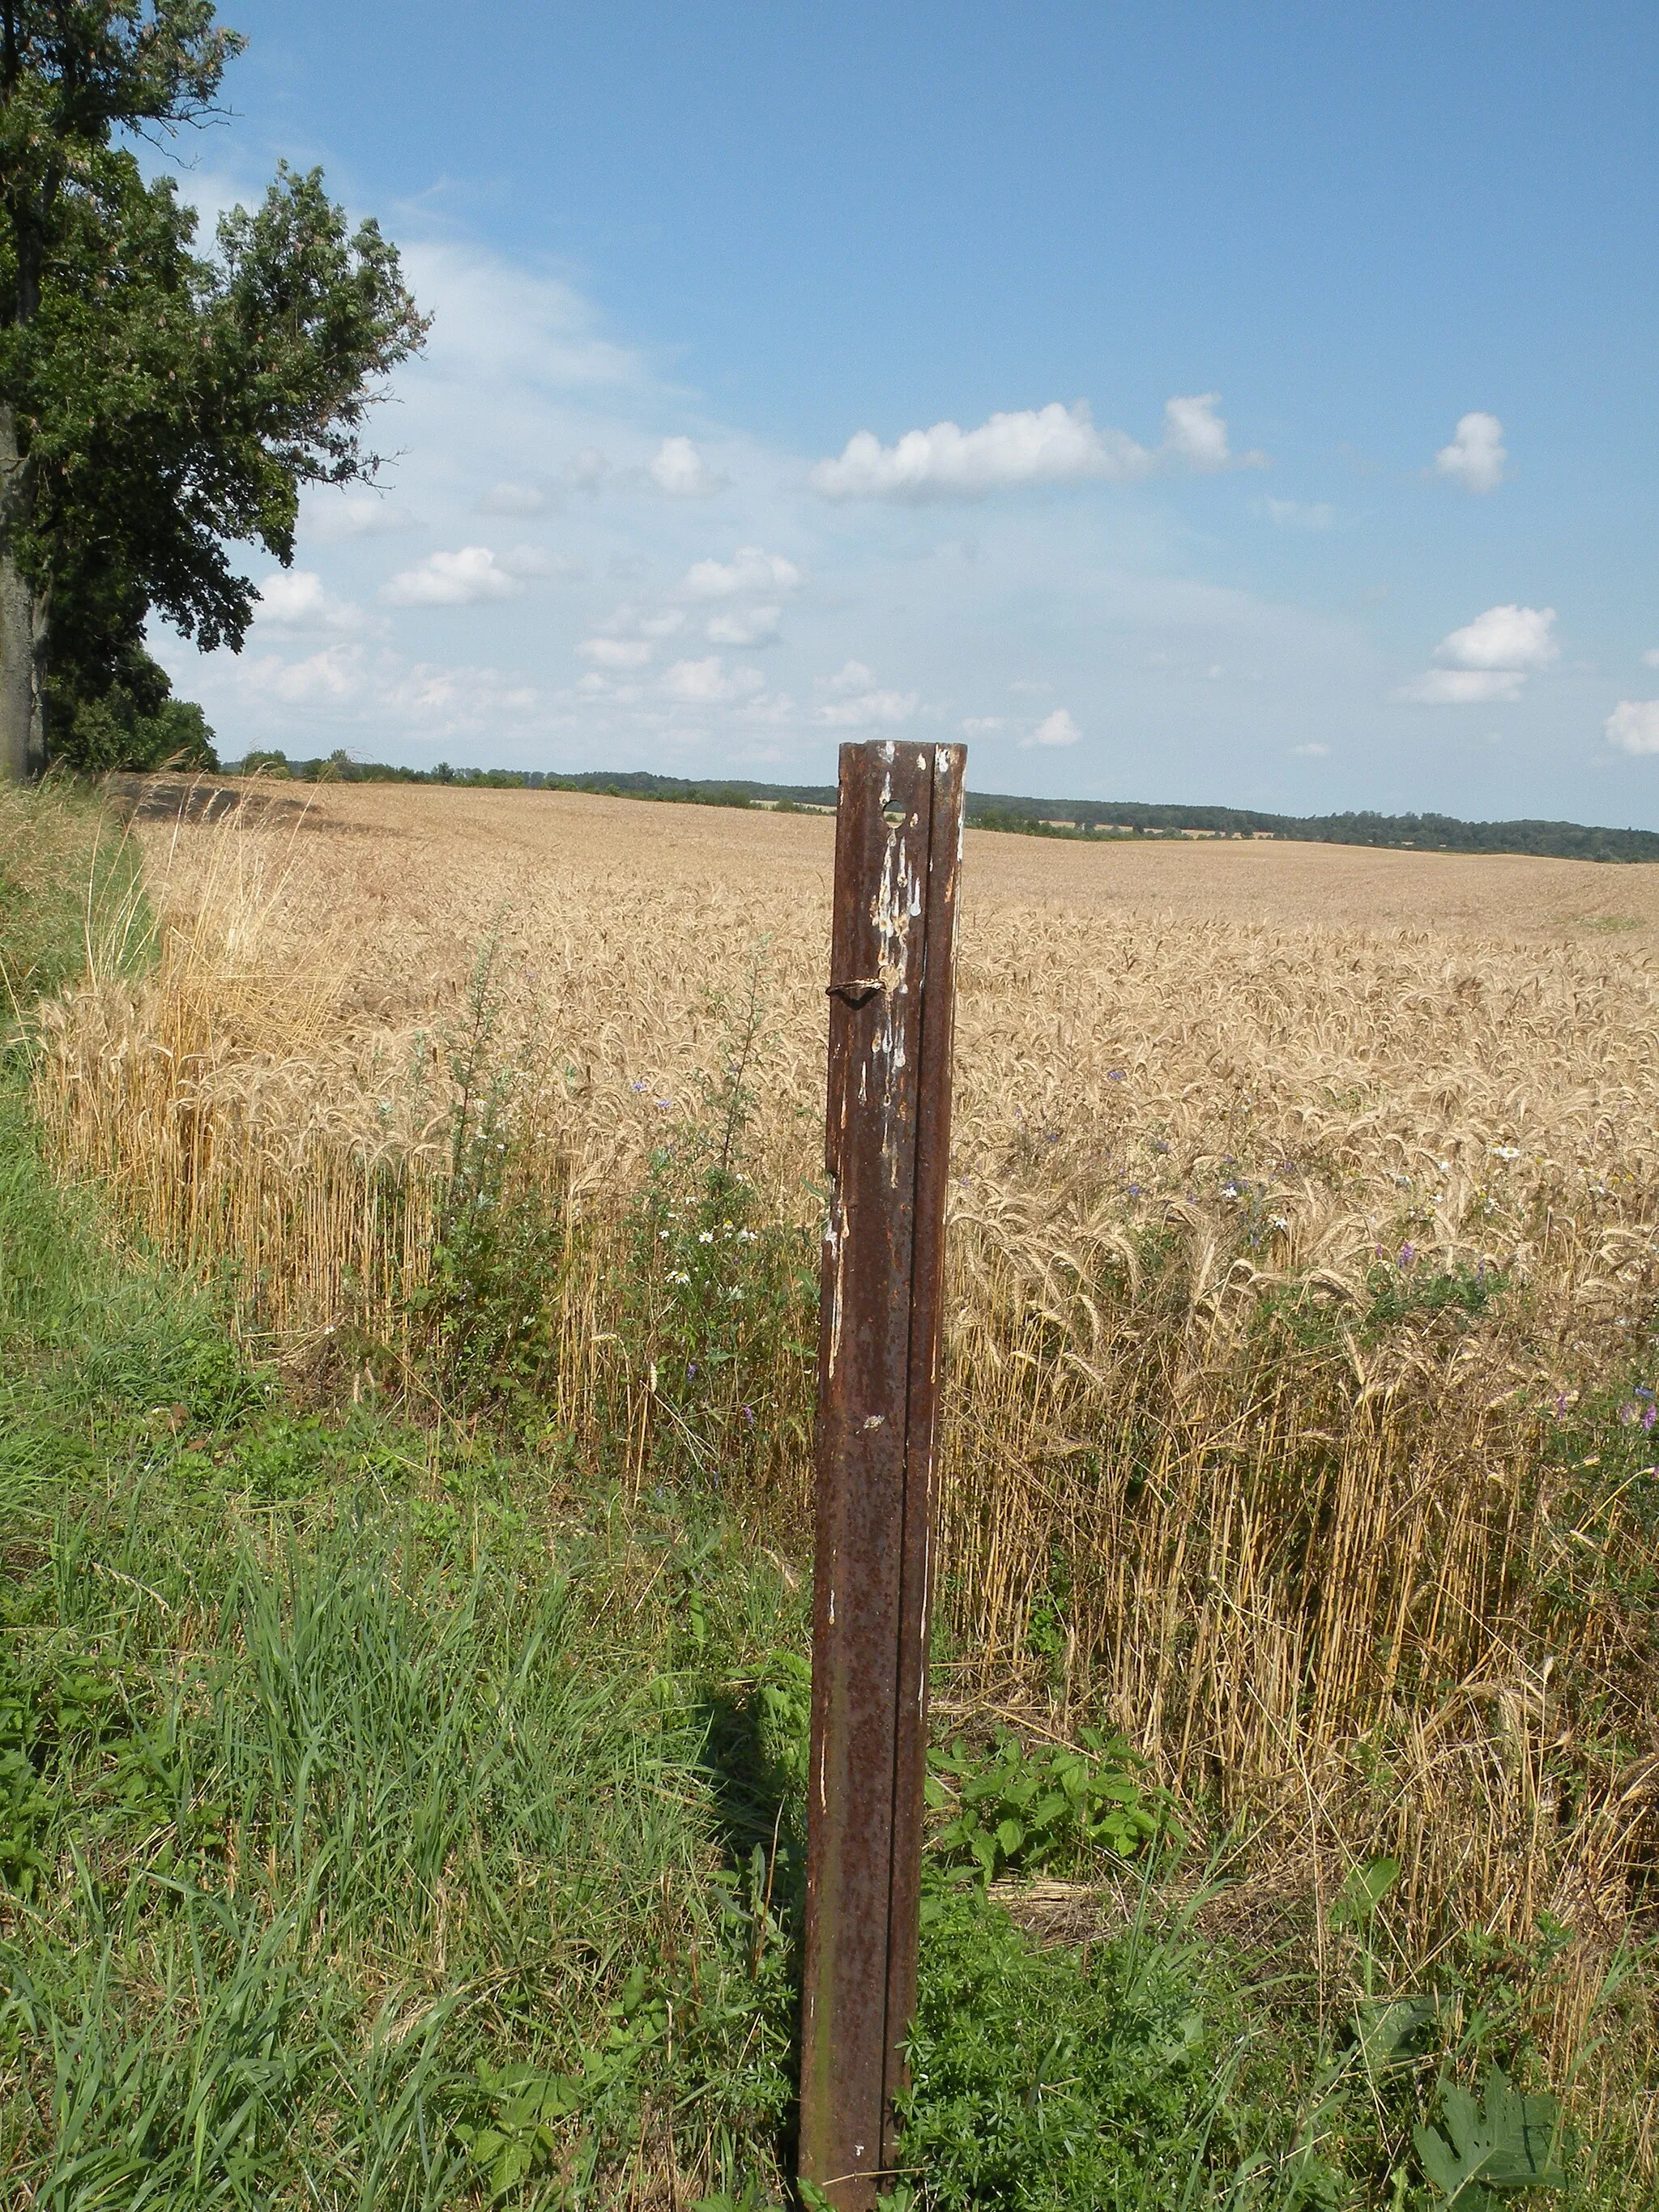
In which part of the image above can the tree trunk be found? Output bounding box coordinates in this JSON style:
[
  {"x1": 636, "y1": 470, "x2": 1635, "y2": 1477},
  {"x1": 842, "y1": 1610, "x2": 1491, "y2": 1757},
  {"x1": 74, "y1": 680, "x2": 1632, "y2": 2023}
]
[{"x1": 0, "y1": 403, "x2": 46, "y2": 782}]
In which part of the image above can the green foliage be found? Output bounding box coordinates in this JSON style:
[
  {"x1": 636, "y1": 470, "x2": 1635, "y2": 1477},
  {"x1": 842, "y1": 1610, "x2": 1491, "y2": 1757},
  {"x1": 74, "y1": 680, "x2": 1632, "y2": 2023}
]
[
  {"x1": 455, "y1": 1967, "x2": 682, "y2": 2200},
  {"x1": 1, "y1": 5, "x2": 427, "y2": 773},
  {"x1": 927, "y1": 1728, "x2": 1177, "y2": 1889},
  {"x1": 401, "y1": 939, "x2": 569, "y2": 1421},
  {"x1": 626, "y1": 1142, "x2": 815, "y2": 1490},
  {"x1": 0, "y1": 780, "x2": 149, "y2": 1018},
  {"x1": 1363, "y1": 1260, "x2": 1511, "y2": 1335},
  {"x1": 962, "y1": 796, "x2": 1659, "y2": 866},
  {"x1": 1415, "y1": 2068, "x2": 1570, "y2": 2207},
  {"x1": 47, "y1": 650, "x2": 217, "y2": 773},
  {"x1": 1328, "y1": 1853, "x2": 1402, "y2": 1931},
  {"x1": 898, "y1": 1885, "x2": 1226, "y2": 2210},
  {"x1": 0, "y1": 1644, "x2": 50, "y2": 1895}
]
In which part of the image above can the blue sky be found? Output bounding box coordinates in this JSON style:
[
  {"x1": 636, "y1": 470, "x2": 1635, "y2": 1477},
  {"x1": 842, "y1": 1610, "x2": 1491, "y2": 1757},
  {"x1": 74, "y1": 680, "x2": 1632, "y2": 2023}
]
[{"x1": 151, "y1": 3, "x2": 1659, "y2": 823}]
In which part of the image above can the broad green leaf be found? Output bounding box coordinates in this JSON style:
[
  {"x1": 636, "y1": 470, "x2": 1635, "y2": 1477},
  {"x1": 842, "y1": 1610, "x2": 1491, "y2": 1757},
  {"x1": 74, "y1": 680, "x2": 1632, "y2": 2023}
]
[
  {"x1": 1329, "y1": 1855, "x2": 1401, "y2": 1929},
  {"x1": 1354, "y1": 1996, "x2": 1441, "y2": 2073},
  {"x1": 1416, "y1": 2066, "x2": 1567, "y2": 2204}
]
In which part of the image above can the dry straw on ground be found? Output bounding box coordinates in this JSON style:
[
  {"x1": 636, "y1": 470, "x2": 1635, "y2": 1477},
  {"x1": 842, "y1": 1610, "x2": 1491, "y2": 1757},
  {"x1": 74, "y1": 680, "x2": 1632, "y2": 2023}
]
[{"x1": 26, "y1": 777, "x2": 1659, "y2": 2103}]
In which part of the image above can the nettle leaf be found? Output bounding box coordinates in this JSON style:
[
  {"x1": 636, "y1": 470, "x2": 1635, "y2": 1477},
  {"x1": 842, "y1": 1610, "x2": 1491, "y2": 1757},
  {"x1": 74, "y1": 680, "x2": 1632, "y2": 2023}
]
[
  {"x1": 1030, "y1": 1790, "x2": 1068, "y2": 1831},
  {"x1": 1095, "y1": 1775, "x2": 1143, "y2": 1807}
]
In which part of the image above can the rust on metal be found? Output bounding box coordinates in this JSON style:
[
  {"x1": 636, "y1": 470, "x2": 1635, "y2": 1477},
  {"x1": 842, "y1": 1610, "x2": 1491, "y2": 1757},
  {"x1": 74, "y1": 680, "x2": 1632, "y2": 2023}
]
[{"x1": 799, "y1": 739, "x2": 966, "y2": 2210}]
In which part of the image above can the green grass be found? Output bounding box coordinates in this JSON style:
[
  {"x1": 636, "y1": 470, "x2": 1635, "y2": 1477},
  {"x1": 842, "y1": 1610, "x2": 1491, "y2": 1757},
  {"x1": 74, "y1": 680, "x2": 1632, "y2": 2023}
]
[{"x1": 0, "y1": 1076, "x2": 804, "y2": 2203}]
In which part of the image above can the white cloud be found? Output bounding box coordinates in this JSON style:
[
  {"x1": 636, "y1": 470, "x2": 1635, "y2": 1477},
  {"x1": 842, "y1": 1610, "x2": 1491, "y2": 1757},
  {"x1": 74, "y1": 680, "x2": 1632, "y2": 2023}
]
[
  {"x1": 236, "y1": 642, "x2": 369, "y2": 709},
  {"x1": 1397, "y1": 604, "x2": 1558, "y2": 705},
  {"x1": 811, "y1": 403, "x2": 1113, "y2": 501},
  {"x1": 809, "y1": 392, "x2": 1264, "y2": 501},
  {"x1": 706, "y1": 604, "x2": 781, "y2": 646},
  {"x1": 1292, "y1": 741, "x2": 1331, "y2": 757},
  {"x1": 1606, "y1": 700, "x2": 1659, "y2": 756},
  {"x1": 253, "y1": 570, "x2": 365, "y2": 632},
  {"x1": 399, "y1": 237, "x2": 645, "y2": 394},
  {"x1": 827, "y1": 660, "x2": 876, "y2": 692},
  {"x1": 478, "y1": 480, "x2": 548, "y2": 516},
  {"x1": 1436, "y1": 603, "x2": 1558, "y2": 671},
  {"x1": 592, "y1": 603, "x2": 686, "y2": 641},
  {"x1": 1021, "y1": 707, "x2": 1081, "y2": 748},
  {"x1": 500, "y1": 544, "x2": 582, "y2": 580},
  {"x1": 579, "y1": 637, "x2": 654, "y2": 671},
  {"x1": 817, "y1": 691, "x2": 919, "y2": 727},
  {"x1": 1396, "y1": 667, "x2": 1527, "y2": 705},
  {"x1": 814, "y1": 662, "x2": 919, "y2": 726},
  {"x1": 380, "y1": 546, "x2": 523, "y2": 607},
  {"x1": 377, "y1": 660, "x2": 540, "y2": 723},
  {"x1": 1162, "y1": 393, "x2": 1265, "y2": 471},
  {"x1": 1434, "y1": 411, "x2": 1508, "y2": 494},
  {"x1": 305, "y1": 490, "x2": 422, "y2": 540},
  {"x1": 1265, "y1": 497, "x2": 1336, "y2": 530},
  {"x1": 1643, "y1": 648, "x2": 1659, "y2": 669},
  {"x1": 649, "y1": 436, "x2": 728, "y2": 497},
  {"x1": 680, "y1": 545, "x2": 803, "y2": 599},
  {"x1": 225, "y1": 641, "x2": 544, "y2": 735},
  {"x1": 662, "y1": 655, "x2": 765, "y2": 704},
  {"x1": 962, "y1": 715, "x2": 1004, "y2": 735}
]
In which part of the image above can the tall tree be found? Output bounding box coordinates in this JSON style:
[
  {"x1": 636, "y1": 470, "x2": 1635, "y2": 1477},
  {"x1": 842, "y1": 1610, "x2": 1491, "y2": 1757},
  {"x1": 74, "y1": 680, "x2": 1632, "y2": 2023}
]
[{"x1": 0, "y1": 2, "x2": 428, "y2": 781}]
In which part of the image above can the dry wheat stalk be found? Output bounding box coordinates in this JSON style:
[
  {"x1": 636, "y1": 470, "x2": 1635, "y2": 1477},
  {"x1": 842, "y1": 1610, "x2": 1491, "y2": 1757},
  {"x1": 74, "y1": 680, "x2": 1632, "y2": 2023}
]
[{"x1": 23, "y1": 779, "x2": 1659, "y2": 2092}]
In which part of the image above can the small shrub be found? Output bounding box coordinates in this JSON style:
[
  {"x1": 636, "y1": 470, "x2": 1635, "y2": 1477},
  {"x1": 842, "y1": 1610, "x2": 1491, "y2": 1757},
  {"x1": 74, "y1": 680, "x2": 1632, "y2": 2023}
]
[{"x1": 927, "y1": 1728, "x2": 1179, "y2": 1889}]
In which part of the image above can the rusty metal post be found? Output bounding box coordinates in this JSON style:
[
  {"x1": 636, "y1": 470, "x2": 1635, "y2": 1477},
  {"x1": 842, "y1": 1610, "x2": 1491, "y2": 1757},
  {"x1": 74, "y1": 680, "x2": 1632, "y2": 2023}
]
[{"x1": 799, "y1": 739, "x2": 965, "y2": 2208}]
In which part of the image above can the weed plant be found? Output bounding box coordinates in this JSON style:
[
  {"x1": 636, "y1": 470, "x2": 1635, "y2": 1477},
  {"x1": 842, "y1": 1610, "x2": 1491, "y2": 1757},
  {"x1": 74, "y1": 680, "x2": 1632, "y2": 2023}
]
[
  {"x1": 621, "y1": 955, "x2": 817, "y2": 1499},
  {"x1": 402, "y1": 937, "x2": 572, "y2": 1424},
  {"x1": 927, "y1": 1728, "x2": 1177, "y2": 1888},
  {"x1": 898, "y1": 1886, "x2": 1230, "y2": 2211}
]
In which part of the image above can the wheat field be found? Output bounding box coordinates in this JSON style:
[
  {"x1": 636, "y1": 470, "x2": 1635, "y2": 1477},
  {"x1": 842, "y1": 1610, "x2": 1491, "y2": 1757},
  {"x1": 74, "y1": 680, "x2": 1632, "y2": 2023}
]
[{"x1": 27, "y1": 776, "x2": 1659, "y2": 2123}]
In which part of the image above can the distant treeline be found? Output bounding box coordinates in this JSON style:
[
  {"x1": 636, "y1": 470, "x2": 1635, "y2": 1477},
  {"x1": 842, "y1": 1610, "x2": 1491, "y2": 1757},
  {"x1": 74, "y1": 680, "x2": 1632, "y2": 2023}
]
[
  {"x1": 227, "y1": 751, "x2": 1659, "y2": 863},
  {"x1": 234, "y1": 750, "x2": 826, "y2": 811},
  {"x1": 965, "y1": 795, "x2": 1659, "y2": 863}
]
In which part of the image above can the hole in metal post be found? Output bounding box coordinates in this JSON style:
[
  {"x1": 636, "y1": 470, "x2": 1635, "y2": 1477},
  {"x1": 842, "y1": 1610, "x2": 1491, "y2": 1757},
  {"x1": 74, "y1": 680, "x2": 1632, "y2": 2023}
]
[{"x1": 882, "y1": 807, "x2": 907, "y2": 826}]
